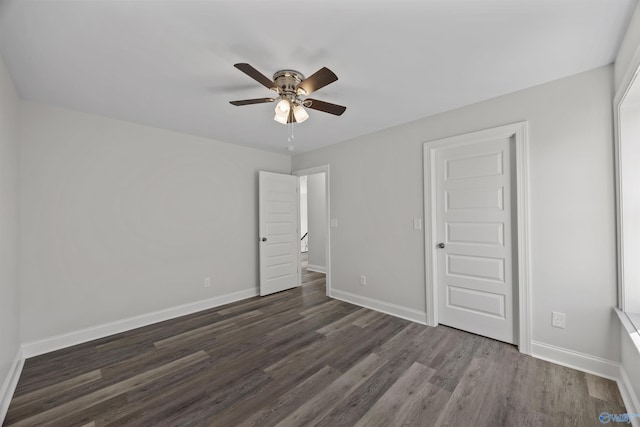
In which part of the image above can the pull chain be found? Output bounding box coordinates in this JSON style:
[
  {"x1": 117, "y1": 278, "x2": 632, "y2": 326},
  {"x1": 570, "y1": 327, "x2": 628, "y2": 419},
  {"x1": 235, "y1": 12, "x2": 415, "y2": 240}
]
[
  {"x1": 287, "y1": 121, "x2": 295, "y2": 152},
  {"x1": 287, "y1": 121, "x2": 295, "y2": 142}
]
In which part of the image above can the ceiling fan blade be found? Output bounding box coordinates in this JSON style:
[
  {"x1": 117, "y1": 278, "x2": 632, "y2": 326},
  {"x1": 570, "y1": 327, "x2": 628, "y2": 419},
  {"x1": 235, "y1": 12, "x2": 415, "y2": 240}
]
[
  {"x1": 296, "y1": 67, "x2": 338, "y2": 95},
  {"x1": 304, "y1": 99, "x2": 347, "y2": 116},
  {"x1": 234, "y1": 63, "x2": 276, "y2": 90},
  {"x1": 229, "y1": 98, "x2": 276, "y2": 106}
]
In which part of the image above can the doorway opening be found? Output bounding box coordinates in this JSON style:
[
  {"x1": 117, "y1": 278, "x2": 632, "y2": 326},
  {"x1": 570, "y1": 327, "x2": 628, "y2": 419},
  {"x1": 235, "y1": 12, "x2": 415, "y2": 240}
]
[{"x1": 294, "y1": 165, "x2": 331, "y2": 296}]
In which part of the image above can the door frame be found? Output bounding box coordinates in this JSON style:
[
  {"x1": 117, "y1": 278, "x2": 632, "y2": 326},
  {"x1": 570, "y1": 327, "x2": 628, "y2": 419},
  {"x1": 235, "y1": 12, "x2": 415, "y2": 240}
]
[
  {"x1": 423, "y1": 122, "x2": 532, "y2": 354},
  {"x1": 292, "y1": 165, "x2": 331, "y2": 296}
]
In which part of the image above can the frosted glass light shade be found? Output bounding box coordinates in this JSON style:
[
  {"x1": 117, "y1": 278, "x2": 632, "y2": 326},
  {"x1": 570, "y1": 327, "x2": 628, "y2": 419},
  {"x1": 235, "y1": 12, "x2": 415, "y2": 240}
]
[
  {"x1": 293, "y1": 105, "x2": 309, "y2": 123},
  {"x1": 274, "y1": 110, "x2": 288, "y2": 124},
  {"x1": 275, "y1": 99, "x2": 290, "y2": 115}
]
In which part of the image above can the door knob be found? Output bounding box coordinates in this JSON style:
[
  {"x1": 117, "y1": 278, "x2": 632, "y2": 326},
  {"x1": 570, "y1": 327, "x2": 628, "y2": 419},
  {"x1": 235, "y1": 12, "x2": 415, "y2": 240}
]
[
  {"x1": 261, "y1": 237, "x2": 267, "y2": 242},
  {"x1": 437, "y1": 243, "x2": 445, "y2": 249}
]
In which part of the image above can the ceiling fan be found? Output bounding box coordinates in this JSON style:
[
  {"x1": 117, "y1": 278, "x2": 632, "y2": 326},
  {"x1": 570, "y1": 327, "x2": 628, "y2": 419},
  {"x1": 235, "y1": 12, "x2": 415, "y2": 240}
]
[{"x1": 229, "y1": 63, "x2": 346, "y2": 124}]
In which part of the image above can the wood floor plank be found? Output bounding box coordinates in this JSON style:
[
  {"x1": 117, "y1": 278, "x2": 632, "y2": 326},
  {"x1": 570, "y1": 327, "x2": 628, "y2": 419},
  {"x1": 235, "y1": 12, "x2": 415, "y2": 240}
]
[
  {"x1": 152, "y1": 309, "x2": 262, "y2": 349},
  {"x1": 354, "y1": 361, "x2": 436, "y2": 427},
  {"x1": 5, "y1": 270, "x2": 628, "y2": 427},
  {"x1": 374, "y1": 323, "x2": 434, "y2": 362},
  {"x1": 586, "y1": 373, "x2": 625, "y2": 406},
  {"x1": 434, "y1": 356, "x2": 501, "y2": 427},
  {"x1": 316, "y1": 307, "x2": 369, "y2": 335},
  {"x1": 328, "y1": 315, "x2": 408, "y2": 373},
  {"x1": 275, "y1": 353, "x2": 387, "y2": 427},
  {"x1": 393, "y1": 380, "x2": 452, "y2": 427},
  {"x1": 5, "y1": 351, "x2": 209, "y2": 427},
  {"x1": 9, "y1": 369, "x2": 102, "y2": 411},
  {"x1": 49, "y1": 395, "x2": 128, "y2": 427},
  {"x1": 298, "y1": 299, "x2": 342, "y2": 317},
  {"x1": 426, "y1": 329, "x2": 482, "y2": 392},
  {"x1": 352, "y1": 309, "x2": 385, "y2": 328},
  {"x1": 93, "y1": 358, "x2": 220, "y2": 425},
  {"x1": 131, "y1": 368, "x2": 271, "y2": 427},
  {"x1": 313, "y1": 323, "x2": 431, "y2": 426},
  {"x1": 237, "y1": 365, "x2": 342, "y2": 427}
]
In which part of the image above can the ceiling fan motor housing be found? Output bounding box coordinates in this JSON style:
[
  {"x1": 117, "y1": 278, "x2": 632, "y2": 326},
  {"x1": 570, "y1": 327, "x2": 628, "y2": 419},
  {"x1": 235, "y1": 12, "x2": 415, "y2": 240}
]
[{"x1": 273, "y1": 70, "x2": 306, "y2": 97}]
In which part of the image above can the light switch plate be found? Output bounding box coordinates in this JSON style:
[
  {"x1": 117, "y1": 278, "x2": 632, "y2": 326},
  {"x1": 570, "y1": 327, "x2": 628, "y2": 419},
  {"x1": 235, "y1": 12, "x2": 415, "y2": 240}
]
[
  {"x1": 413, "y1": 218, "x2": 422, "y2": 230},
  {"x1": 331, "y1": 218, "x2": 338, "y2": 228}
]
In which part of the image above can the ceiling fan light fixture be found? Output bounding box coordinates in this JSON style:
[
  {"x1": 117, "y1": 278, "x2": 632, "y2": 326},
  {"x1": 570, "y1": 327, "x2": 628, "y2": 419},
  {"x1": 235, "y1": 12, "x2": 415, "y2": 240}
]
[
  {"x1": 293, "y1": 105, "x2": 309, "y2": 123},
  {"x1": 275, "y1": 99, "x2": 290, "y2": 115},
  {"x1": 274, "y1": 110, "x2": 288, "y2": 124}
]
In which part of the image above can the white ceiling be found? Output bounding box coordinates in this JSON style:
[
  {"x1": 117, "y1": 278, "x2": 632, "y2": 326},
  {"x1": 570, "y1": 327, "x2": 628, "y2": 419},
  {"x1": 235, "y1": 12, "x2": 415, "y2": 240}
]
[{"x1": 0, "y1": 0, "x2": 635, "y2": 154}]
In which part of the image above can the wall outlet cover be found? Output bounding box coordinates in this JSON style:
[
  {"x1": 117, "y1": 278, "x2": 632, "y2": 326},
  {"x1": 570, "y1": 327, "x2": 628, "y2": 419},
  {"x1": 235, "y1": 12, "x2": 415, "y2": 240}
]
[{"x1": 551, "y1": 311, "x2": 565, "y2": 329}]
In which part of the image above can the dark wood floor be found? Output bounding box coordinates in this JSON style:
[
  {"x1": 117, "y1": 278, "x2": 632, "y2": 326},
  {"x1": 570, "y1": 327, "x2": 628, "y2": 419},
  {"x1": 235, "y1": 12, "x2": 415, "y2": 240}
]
[{"x1": 4, "y1": 266, "x2": 627, "y2": 426}]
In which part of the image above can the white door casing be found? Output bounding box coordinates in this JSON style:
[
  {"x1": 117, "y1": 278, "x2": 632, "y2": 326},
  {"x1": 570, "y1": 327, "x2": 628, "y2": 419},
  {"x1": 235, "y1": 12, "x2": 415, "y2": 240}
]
[
  {"x1": 259, "y1": 171, "x2": 299, "y2": 296},
  {"x1": 424, "y1": 122, "x2": 531, "y2": 353}
]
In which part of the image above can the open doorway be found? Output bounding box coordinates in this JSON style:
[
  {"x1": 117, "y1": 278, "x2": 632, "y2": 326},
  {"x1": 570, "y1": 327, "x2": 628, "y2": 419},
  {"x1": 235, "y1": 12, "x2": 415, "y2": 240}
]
[{"x1": 294, "y1": 166, "x2": 331, "y2": 296}]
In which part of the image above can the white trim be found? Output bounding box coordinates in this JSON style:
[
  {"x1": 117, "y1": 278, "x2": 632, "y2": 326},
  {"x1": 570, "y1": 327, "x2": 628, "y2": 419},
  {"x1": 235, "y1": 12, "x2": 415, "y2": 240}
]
[
  {"x1": 530, "y1": 341, "x2": 621, "y2": 381},
  {"x1": 21, "y1": 288, "x2": 258, "y2": 358},
  {"x1": 306, "y1": 264, "x2": 326, "y2": 274},
  {"x1": 617, "y1": 308, "x2": 640, "y2": 419},
  {"x1": 423, "y1": 121, "x2": 532, "y2": 354},
  {"x1": 0, "y1": 348, "x2": 24, "y2": 424},
  {"x1": 619, "y1": 367, "x2": 640, "y2": 426},
  {"x1": 617, "y1": 308, "x2": 640, "y2": 352},
  {"x1": 292, "y1": 165, "x2": 331, "y2": 297},
  {"x1": 614, "y1": 44, "x2": 640, "y2": 311},
  {"x1": 330, "y1": 289, "x2": 427, "y2": 325},
  {"x1": 612, "y1": 35, "x2": 640, "y2": 425}
]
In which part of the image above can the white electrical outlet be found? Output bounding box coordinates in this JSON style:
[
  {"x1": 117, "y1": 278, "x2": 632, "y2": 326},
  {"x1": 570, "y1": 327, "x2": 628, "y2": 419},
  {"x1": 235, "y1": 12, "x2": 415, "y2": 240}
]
[
  {"x1": 360, "y1": 275, "x2": 366, "y2": 286},
  {"x1": 204, "y1": 277, "x2": 211, "y2": 288},
  {"x1": 551, "y1": 311, "x2": 565, "y2": 329}
]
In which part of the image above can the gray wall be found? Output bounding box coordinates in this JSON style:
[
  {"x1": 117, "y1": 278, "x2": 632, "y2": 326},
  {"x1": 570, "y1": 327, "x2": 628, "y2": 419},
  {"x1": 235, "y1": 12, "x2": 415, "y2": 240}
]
[
  {"x1": 0, "y1": 54, "x2": 20, "y2": 394},
  {"x1": 19, "y1": 102, "x2": 291, "y2": 343},
  {"x1": 307, "y1": 173, "x2": 326, "y2": 270},
  {"x1": 293, "y1": 65, "x2": 619, "y2": 361}
]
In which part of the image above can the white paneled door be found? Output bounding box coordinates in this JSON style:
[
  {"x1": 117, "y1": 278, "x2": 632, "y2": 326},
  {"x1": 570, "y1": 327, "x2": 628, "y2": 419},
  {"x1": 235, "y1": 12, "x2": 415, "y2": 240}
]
[
  {"x1": 259, "y1": 171, "x2": 299, "y2": 296},
  {"x1": 434, "y1": 136, "x2": 515, "y2": 344}
]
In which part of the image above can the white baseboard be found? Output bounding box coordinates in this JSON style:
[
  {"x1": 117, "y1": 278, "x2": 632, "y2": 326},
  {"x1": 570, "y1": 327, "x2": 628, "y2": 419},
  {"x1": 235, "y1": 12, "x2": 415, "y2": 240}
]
[
  {"x1": 307, "y1": 264, "x2": 326, "y2": 274},
  {"x1": 0, "y1": 348, "x2": 24, "y2": 424},
  {"x1": 21, "y1": 288, "x2": 258, "y2": 358},
  {"x1": 330, "y1": 288, "x2": 427, "y2": 325},
  {"x1": 531, "y1": 340, "x2": 621, "y2": 381}
]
